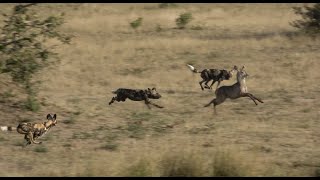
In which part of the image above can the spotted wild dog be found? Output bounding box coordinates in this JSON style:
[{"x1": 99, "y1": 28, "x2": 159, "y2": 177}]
[
  {"x1": 204, "y1": 66, "x2": 264, "y2": 114},
  {"x1": 187, "y1": 64, "x2": 238, "y2": 91},
  {"x1": 108, "y1": 88, "x2": 164, "y2": 109},
  {"x1": 0, "y1": 114, "x2": 57, "y2": 147}
]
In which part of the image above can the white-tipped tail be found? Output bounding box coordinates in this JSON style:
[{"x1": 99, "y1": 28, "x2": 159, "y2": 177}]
[
  {"x1": 187, "y1": 64, "x2": 198, "y2": 73},
  {"x1": 1, "y1": 126, "x2": 8, "y2": 131},
  {"x1": 0, "y1": 126, "x2": 16, "y2": 131}
]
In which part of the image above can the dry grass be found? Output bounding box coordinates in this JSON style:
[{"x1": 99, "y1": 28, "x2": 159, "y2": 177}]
[{"x1": 0, "y1": 3, "x2": 319, "y2": 177}]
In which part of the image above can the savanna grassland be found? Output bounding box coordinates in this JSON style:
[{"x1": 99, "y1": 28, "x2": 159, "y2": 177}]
[{"x1": 0, "y1": 3, "x2": 319, "y2": 176}]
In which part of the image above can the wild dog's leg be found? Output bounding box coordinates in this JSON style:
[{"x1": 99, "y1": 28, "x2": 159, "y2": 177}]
[
  {"x1": 23, "y1": 134, "x2": 32, "y2": 147},
  {"x1": 28, "y1": 131, "x2": 42, "y2": 144},
  {"x1": 242, "y1": 93, "x2": 258, "y2": 105},
  {"x1": 144, "y1": 100, "x2": 152, "y2": 109},
  {"x1": 199, "y1": 80, "x2": 206, "y2": 91},
  {"x1": 204, "y1": 80, "x2": 212, "y2": 89},
  {"x1": 149, "y1": 101, "x2": 164, "y2": 108},
  {"x1": 109, "y1": 97, "x2": 116, "y2": 105},
  {"x1": 207, "y1": 80, "x2": 216, "y2": 89},
  {"x1": 248, "y1": 93, "x2": 264, "y2": 103},
  {"x1": 143, "y1": 93, "x2": 152, "y2": 109}
]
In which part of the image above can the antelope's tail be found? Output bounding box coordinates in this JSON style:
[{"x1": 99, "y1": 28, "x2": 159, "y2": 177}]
[
  {"x1": 186, "y1": 64, "x2": 200, "y2": 73},
  {"x1": 0, "y1": 126, "x2": 16, "y2": 132}
]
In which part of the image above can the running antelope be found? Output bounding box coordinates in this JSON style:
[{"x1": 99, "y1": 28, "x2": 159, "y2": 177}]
[{"x1": 204, "y1": 66, "x2": 264, "y2": 114}]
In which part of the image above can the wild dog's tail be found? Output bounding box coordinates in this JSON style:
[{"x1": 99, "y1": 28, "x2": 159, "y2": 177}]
[
  {"x1": 0, "y1": 126, "x2": 16, "y2": 132},
  {"x1": 186, "y1": 64, "x2": 200, "y2": 73},
  {"x1": 112, "y1": 89, "x2": 119, "y2": 94}
]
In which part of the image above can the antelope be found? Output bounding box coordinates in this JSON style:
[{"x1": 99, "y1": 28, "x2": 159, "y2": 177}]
[
  {"x1": 187, "y1": 64, "x2": 238, "y2": 91},
  {"x1": 204, "y1": 66, "x2": 264, "y2": 114}
]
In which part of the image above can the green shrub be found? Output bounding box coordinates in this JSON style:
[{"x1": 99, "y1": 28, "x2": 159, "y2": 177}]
[
  {"x1": 130, "y1": 17, "x2": 143, "y2": 30},
  {"x1": 159, "y1": 3, "x2": 178, "y2": 9},
  {"x1": 0, "y1": 4, "x2": 72, "y2": 110},
  {"x1": 176, "y1": 12, "x2": 193, "y2": 29},
  {"x1": 34, "y1": 145, "x2": 48, "y2": 153},
  {"x1": 290, "y1": 3, "x2": 320, "y2": 35},
  {"x1": 25, "y1": 95, "x2": 40, "y2": 112}
]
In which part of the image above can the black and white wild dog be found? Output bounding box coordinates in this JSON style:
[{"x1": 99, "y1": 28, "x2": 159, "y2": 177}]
[
  {"x1": 187, "y1": 64, "x2": 238, "y2": 91},
  {"x1": 108, "y1": 87, "x2": 164, "y2": 109}
]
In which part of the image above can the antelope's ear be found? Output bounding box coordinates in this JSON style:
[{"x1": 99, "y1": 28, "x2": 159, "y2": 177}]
[
  {"x1": 53, "y1": 114, "x2": 57, "y2": 120},
  {"x1": 47, "y1": 114, "x2": 53, "y2": 120}
]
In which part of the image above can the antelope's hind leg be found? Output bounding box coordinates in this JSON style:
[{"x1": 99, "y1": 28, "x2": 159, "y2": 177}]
[
  {"x1": 250, "y1": 93, "x2": 264, "y2": 103},
  {"x1": 243, "y1": 93, "x2": 258, "y2": 105}
]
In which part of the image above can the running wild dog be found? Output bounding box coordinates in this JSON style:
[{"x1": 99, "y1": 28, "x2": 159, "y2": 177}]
[
  {"x1": 109, "y1": 88, "x2": 164, "y2": 109},
  {"x1": 0, "y1": 114, "x2": 57, "y2": 146},
  {"x1": 204, "y1": 66, "x2": 264, "y2": 114},
  {"x1": 187, "y1": 64, "x2": 238, "y2": 91}
]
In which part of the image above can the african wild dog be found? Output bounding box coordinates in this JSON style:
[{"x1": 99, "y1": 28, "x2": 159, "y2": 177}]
[
  {"x1": 0, "y1": 114, "x2": 58, "y2": 147},
  {"x1": 187, "y1": 64, "x2": 238, "y2": 91},
  {"x1": 204, "y1": 66, "x2": 264, "y2": 114},
  {"x1": 108, "y1": 87, "x2": 164, "y2": 109}
]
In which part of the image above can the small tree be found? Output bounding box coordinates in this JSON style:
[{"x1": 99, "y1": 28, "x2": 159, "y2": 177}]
[
  {"x1": 175, "y1": 12, "x2": 193, "y2": 29},
  {"x1": 290, "y1": 3, "x2": 320, "y2": 35},
  {"x1": 0, "y1": 3, "x2": 72, "y2": 111}
]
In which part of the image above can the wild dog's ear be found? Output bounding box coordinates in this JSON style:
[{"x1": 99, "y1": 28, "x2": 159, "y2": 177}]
[
  {"x1": 148, "y1": 88, "x2": 151, "y2": 91},
  {"x1": 152, "y1": 87, "x2": 156, "y2": 91},
  {"x1": 47, "y1": 114, "x2": 53, "y2": 120},
  {"x1": 241, "y1": 66, "x2": 245, "y2": 71},
  {"x1": 233, "y1": 65, "x2": 238, "y2": 70},
  {"x1": 53, "y1": 114, "x2": 57, "y2": 120}
]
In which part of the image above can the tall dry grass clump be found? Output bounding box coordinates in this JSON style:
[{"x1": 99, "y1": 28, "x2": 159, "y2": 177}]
[
  {"x1": 209, "y1": 151, "x2": 251, "y2": 177},
  {"x1": 117, "y1": 149, "x2": 254, "y2": 177},
  {"x1": 158, "y1": 151, "x2": 205, "y2": 177}
]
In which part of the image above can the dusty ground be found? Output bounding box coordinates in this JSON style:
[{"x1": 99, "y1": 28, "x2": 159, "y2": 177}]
[{"x1": 0, "y1": 3, "x2": 319, "y2": 176}]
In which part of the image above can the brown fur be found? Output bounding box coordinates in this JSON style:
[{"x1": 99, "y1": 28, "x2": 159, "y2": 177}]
[
  {"x1": 1, "y1": 114, "x2": 57, "y2": 147},
  {"x1": 204, "y1": 66, "x2": 264, "y2": 114}
]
